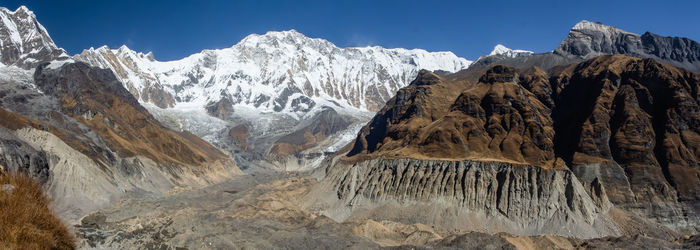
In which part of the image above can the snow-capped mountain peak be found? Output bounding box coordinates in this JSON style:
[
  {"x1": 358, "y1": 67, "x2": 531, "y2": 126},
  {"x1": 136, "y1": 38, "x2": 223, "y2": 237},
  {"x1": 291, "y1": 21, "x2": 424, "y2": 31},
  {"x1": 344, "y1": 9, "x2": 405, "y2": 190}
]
[
  {"x1": 488, "y1": 44, "x2": 510, "y2": 56},
  {"x1": 0, "y1": 5, "x2": 67, "y2": 68},
  {"x1": 571, "y1": 20, "x2": 633, "y2": 35},
  {"x1": 75, "y1": 29, "x2": 472, "y2": 113},
  {"x1": 72, "y1": 29, "x2": 473, "y2": 168},
  {"x1": 488, "y1": 44, "x2": 533, "y2": 58},
  {"x1": 555, "y1": 20, "x2": 643, "y2": 60}
]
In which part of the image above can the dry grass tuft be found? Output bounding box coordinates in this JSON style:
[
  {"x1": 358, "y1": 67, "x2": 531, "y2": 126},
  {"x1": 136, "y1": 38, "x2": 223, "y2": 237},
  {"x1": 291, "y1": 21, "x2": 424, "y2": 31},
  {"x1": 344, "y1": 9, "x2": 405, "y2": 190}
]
[{"x1": 0, "y1": 171, "x2": 75, "y2": 249}]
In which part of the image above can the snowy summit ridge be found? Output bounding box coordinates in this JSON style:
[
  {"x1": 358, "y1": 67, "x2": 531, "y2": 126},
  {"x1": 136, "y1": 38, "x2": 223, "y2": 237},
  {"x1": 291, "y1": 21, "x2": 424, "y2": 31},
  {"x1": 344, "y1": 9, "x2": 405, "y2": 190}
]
[
  {"x1": 0, "y1": 5, "x2": 67, "y2": 68},
  {"x1": 488, "y1": 44, "x2": 534, "y2": 58},
  {"x1": 75, "y1": 29, "x2": 471, "y2": 114}
]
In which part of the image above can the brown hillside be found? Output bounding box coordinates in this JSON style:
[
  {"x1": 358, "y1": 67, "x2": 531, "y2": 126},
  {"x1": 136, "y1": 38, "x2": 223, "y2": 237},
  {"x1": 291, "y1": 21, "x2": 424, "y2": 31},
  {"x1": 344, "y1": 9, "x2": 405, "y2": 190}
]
[
  {"x1": 347, "y1": 67, "x2": 559, "y2": 168},
  {"x1": 33, "y1": 62, "x2": 227, "y2": 167}
]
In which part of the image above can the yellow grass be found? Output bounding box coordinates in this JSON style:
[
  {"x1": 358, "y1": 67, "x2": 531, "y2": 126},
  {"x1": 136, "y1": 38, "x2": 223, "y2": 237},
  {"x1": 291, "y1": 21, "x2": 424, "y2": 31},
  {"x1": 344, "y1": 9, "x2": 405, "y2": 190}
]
[{"x1": 0, "y1": 171, "x2": 75, "y2": 249}]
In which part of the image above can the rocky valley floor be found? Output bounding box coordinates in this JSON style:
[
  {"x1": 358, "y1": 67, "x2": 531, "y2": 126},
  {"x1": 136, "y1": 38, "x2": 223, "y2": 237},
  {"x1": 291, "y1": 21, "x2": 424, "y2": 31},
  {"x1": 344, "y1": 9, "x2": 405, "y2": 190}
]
[{"x1": 72, "y1": 171, "x2": 699, "y2": 249}]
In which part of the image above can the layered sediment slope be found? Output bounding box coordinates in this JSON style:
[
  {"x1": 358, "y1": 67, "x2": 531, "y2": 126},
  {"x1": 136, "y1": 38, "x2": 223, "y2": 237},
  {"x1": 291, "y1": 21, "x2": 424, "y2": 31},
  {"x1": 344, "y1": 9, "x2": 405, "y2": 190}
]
[{"x1": 319, "y1": 159, "x2": 617, "y2": 238}]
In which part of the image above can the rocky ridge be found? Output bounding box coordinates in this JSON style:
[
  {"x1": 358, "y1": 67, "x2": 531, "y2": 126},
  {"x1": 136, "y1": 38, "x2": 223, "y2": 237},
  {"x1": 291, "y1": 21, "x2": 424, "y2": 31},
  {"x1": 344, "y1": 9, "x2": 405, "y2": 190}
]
[
  {"x1": 319, "y1": 55, "x2": 699, "y2": 238},
  {"x1": 74, "y1": 31, "x2": 471, "y2": 112},
  {"x1": 555, "y1": 20, "x2": 700, "y2": 72},
  {"x1": 550, "y1": 55, "x2": 700, "y2": 230},
  {"x1": 0, "y1": 6, "x2": 67, "y2": 69}
]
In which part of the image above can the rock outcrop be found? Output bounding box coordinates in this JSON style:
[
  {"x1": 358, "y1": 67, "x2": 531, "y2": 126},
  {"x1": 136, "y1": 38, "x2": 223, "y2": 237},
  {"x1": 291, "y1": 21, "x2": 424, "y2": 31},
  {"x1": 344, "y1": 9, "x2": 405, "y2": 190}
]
[
  {"x1": 320, "y1": 55, "x2": 699, "y2": 237},
  {"x1": 550, "y1": 55, "x2": 700, "y2": 229},
  {"x1": 555, "y1": 20, "x2": 700, "y2": 72},
  {"x1": 0, "y1": 125, "x2": 49, "y2": 183}
]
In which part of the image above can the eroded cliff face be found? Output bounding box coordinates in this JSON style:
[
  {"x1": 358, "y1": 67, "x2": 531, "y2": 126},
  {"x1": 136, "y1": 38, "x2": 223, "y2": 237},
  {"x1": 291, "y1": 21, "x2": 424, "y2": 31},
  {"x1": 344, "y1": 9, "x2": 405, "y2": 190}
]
[{"x1": 316, "y1": 158, "x2": 617, "y2": 238}]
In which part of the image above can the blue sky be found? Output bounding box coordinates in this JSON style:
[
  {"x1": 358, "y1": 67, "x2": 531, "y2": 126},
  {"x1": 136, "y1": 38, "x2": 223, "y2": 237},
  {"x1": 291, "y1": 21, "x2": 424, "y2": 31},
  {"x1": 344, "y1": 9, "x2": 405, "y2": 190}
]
[{"x1": 6, "y1": 0, "x2": 700, "y2": 61}]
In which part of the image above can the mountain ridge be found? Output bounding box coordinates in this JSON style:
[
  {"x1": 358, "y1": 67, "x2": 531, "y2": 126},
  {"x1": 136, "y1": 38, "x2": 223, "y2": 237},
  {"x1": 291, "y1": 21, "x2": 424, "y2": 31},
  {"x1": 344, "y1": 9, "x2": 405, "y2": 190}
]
[
  {"x1": 555, "y1": 20, "x2": 700, "y2": 71},
  {"x1": 75, "y1": 30, "x2": 471, "y2": 112}
]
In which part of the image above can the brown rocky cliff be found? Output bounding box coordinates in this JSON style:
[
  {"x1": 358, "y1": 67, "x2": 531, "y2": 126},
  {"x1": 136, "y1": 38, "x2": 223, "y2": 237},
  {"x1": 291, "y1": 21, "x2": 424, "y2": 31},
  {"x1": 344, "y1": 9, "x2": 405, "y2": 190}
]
[
  {"x1": 347, "y1": 70, "x2": 470, "y2": 159},
  {"x1": 347, "y1": 66, "x2": 557, "y2": 168},
  {"x1": 33, "y1": 62, "x2": 228, "y2": 167},
  {"x1": 347, "y1": 56, "x2": 699, "y2": 203},
  {"x1": 551, "y1": 55, "x2": 700, "y2": 203}
]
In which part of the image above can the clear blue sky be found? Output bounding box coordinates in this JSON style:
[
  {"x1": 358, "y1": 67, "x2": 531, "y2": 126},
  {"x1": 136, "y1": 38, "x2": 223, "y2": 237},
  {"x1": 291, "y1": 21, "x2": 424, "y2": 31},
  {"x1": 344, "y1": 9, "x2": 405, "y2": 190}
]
[{"x1": 6, "y1": 0, "x2": 700, "y2": 61}]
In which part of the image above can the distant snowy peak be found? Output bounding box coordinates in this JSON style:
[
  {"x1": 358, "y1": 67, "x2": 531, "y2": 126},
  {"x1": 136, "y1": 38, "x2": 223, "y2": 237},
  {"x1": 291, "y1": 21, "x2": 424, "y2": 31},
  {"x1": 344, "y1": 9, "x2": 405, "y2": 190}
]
[
  {"x1": 75, "y1": 29, "x2": 472, "y2": 113},
  {"x1": 238, "y1": 29, "x2": 331, "y2": 49},
  {"x1": 488, "y1": 44, "x2": 533, "y2": 58},
  {"x1": 0, "y1": 6, "x2": 67, "y2": 68},
  {"x1": 571, "y1": 20, "x2": 634, "y2": 35},
  {"x1": 234, "y1": 29, "x2": 471, "y2": 72}
]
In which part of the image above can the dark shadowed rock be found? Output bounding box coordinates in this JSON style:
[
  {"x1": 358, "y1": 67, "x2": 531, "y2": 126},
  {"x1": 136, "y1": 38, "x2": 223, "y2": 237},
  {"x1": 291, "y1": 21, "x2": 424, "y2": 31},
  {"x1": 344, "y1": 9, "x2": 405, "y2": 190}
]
[
  {"x1": 0, "y1": 113, "x2": 50, "y2": 183},
  {"x1": 550, "y1": 55, "x2": 700, "y2": 229}
]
